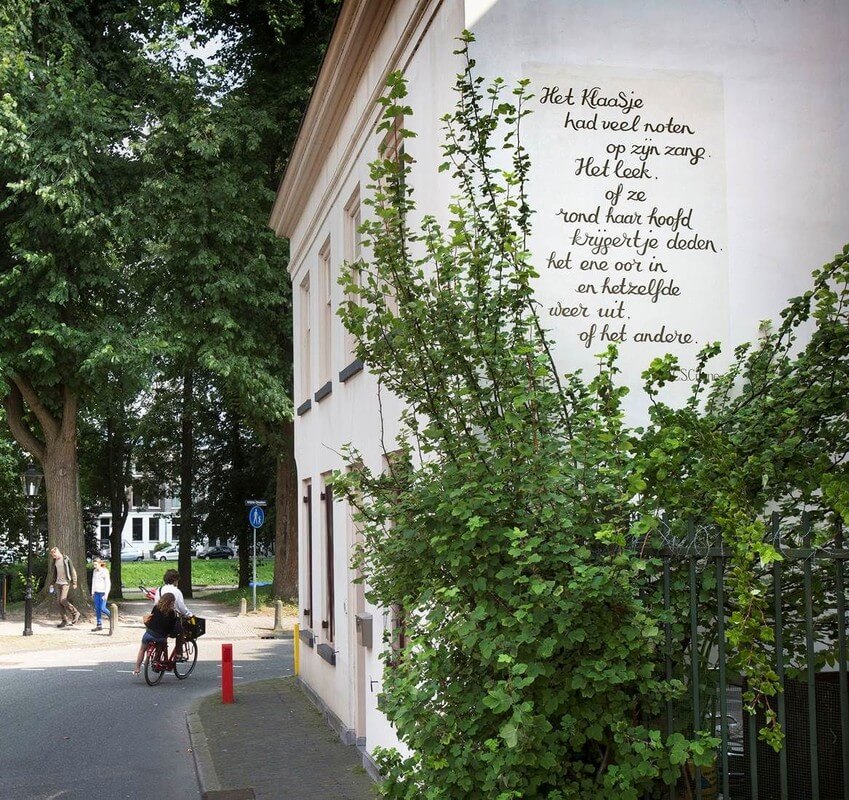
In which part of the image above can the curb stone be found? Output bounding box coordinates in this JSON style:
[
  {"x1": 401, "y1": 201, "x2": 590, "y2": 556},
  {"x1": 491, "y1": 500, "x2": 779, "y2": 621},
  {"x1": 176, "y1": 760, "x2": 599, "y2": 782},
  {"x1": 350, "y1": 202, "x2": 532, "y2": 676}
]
[{"x1": 187, "y1": 708, "x2": 222, "y2": 795}]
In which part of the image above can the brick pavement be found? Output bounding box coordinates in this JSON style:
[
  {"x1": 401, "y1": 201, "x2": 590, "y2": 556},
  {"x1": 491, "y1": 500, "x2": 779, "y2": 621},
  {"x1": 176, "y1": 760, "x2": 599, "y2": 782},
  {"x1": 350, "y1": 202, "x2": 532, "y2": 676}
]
[{"x1": 189, "y1": 677, "x2": 378, "y2": 800}]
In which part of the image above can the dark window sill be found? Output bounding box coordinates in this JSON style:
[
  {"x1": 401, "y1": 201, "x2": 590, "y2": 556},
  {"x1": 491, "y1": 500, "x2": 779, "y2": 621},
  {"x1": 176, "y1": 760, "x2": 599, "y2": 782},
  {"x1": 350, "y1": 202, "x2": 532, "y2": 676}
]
[
  {"x1": 339, "y1": 359, "x2": 364, "y2": 383},
  {"x1": 299, "y1": 628, "x2": 315, "y2": 648},
  {"x1": 296, "y1": 399, "x2": 312, "y2": 416},
  {"x1": 314, "y1": 381, "x2": 332, "y2": 403},
  {"x1": 317, "y1": 643, "x2": 336, "y2": 666}
]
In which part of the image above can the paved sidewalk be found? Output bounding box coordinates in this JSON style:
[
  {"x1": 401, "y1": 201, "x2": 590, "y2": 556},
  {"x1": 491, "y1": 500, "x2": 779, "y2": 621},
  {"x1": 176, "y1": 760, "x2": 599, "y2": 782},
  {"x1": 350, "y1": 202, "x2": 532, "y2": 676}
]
[
  {"x1": 189, "y1": 677, "x2": 379, "y2": 800},
  {"x1": 0, "y1": 598, "x2": 282, "y2": 655}
]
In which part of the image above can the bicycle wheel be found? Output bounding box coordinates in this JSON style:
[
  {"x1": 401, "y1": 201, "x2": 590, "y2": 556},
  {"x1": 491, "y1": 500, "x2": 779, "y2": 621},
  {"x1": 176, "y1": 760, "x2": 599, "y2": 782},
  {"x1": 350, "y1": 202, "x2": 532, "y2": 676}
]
[
  {"x1": 173, "y1": 638, "x2": 197, "y2": 679},
  {"x1": 144, "y1": 643, "x2": 165, "y2": 686}
]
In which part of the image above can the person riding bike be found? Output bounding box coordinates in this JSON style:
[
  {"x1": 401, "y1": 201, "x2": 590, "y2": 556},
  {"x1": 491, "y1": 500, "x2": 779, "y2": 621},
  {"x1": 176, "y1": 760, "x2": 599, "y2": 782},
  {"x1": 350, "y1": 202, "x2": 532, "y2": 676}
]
[
  {"x1": 133, "y1": 593, "x2": 176, "y2": 675},
  {"x1": 152, "y1": 569, "x2": 192, "y2": 617}
]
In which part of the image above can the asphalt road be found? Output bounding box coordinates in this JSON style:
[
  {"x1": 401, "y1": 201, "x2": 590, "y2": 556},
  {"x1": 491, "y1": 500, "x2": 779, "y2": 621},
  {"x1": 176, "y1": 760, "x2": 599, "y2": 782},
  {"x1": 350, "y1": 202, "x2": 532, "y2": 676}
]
[{"x1": 0, "y1": 634, "x2": 292, "y2": 800}]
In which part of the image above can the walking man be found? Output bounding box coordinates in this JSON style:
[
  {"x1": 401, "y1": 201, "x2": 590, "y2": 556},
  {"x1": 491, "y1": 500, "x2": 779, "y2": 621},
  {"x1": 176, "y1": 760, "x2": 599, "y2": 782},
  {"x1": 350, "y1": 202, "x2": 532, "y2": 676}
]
[{"x1": 48, "y1": 546, "x2": 80, "y2": 628}]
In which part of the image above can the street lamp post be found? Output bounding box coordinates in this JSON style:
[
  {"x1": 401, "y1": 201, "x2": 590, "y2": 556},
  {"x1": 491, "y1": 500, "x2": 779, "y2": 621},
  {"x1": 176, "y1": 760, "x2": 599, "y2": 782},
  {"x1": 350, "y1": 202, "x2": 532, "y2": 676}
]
[{"x1": 21, "y1": 463, "x2": 43, "y2": 637}]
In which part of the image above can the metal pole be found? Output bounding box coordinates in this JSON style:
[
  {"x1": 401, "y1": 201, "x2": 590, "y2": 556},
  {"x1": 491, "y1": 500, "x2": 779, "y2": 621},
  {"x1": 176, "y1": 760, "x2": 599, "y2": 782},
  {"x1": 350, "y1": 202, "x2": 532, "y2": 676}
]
[
  {"x1": 252, "y1": 525, "x2": 257, "y2": 612},
  {"x1": 802, "y1": 512, "x2": 820, "y2": 800},
  {"x1": 23, "y1": 502, "x2": 34, "y2": 636},
  {"x1": 833, "y1": 519, "x2": 849, "y2": 800}
]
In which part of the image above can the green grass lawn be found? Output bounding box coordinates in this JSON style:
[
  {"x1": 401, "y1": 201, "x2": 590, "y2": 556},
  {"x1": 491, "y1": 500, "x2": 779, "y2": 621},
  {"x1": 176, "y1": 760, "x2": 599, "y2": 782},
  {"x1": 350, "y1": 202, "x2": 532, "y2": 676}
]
[
  {"x1": 120, "y1": 558, "x2": 274, "y2": 590},
  {"x1": 200, "y1": 584, "x2": 298, "y2": 613}
]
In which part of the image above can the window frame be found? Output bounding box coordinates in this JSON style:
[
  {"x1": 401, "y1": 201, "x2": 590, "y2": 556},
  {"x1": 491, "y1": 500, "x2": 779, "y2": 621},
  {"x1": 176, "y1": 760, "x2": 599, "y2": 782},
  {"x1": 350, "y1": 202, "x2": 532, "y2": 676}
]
[
  {"x1": 299, "y1": 272, "x2": 312, "y2": 401},
  {"x1": 343, "y1": 187, "x2": 362, "y2": 366}
]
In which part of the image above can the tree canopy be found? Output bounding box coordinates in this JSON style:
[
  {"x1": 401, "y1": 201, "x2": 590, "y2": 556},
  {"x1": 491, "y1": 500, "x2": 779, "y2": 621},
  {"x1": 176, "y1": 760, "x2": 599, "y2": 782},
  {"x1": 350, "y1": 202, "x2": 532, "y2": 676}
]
[
  {"x1": 0, "y1": 0, "x2": 169, "y2": 581},
  {"x1": 0, "y1": 0, "x2": 338, "y2": 598}
]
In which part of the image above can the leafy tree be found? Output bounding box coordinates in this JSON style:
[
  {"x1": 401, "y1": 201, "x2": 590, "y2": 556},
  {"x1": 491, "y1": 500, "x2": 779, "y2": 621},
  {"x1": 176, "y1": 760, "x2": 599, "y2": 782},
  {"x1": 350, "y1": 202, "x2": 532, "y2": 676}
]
[
  {"x1": 129, "y1": 43, "x2": 292, "y2": 594},
  {"x1": 336, "y1": 38, "x2": 849, "y2": 798},
  {"x1": 0, "y1": 416, "x2": 29, "y2": 552},
  {"x1": 194, "y1": 396, "x2": 275, "y2": 587},
  {"x1": 78, "y1": 368, "x2": 153, "y2": 599},
  {"x1": 0, "y1": 0, "x2": 170, "y2": 602},
  {"x1": 1, "y1": 1, "x2": 337, "y2": 605},
  {"x1": 133, "y1": 0, "x2": 338, "y2": 599},
  {"x1": 199, "y1": 0, "x2": 339, "y2": 600}
]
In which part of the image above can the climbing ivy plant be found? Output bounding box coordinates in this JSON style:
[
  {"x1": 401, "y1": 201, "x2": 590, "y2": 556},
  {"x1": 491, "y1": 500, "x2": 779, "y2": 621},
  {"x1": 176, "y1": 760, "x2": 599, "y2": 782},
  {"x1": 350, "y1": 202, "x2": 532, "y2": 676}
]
[{"x1": 335, "y1": 33, "x2": 849, "y2": 800}]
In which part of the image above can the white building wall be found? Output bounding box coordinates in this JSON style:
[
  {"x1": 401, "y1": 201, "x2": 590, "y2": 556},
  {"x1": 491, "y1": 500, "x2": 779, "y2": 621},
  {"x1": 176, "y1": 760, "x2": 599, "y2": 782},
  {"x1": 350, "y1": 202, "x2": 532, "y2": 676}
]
[
  {"x1": 278, "y1": 0, "x2": 849, "y2": 766},
  {"x1": 95, "y1": 496, "x2": 179, "y2": 559},
  {"x1": 287, "y1": 0, "x2": 466, "y2": 755},
  {"x1": 468, "y1": 0, "x2": 849, "y2": 416}
]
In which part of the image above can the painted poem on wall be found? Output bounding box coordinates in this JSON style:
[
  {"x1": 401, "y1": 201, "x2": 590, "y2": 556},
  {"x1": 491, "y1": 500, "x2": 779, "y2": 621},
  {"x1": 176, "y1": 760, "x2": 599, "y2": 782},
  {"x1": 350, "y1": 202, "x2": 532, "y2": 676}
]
[{"x1": 525, "y1": 65, "x2": 728, "y2": 402}]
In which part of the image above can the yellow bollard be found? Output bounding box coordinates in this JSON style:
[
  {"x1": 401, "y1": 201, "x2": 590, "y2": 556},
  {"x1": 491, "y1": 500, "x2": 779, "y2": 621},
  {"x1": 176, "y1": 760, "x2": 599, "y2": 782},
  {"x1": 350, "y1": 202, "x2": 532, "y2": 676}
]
[{"x1": 293, "y1": 622, "x2": 300, "y2": 677}]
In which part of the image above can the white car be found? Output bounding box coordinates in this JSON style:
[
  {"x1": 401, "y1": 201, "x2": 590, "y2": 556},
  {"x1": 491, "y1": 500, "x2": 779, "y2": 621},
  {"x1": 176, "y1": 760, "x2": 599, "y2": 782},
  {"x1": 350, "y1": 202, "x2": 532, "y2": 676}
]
[
  {"x1": 153, "y1": 544, "x2": 179, "y2": 561},
  {"x1": 120, "y1": 541, "x2": 144, "y2": 562}
]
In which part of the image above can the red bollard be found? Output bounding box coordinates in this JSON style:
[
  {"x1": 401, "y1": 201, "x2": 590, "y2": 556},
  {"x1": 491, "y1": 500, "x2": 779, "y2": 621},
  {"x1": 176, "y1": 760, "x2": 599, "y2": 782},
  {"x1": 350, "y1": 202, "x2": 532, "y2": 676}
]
[{"x1": 222, "y1": 643, "x2": 234, "y2": 704}]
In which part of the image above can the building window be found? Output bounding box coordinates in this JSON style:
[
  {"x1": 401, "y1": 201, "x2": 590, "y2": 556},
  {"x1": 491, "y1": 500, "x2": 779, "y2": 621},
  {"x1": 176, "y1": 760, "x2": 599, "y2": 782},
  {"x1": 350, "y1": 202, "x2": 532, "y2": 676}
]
[
  {"x1": 319, "y1": 239, "x2": 332, "y2": 387},
  {"x1": 303, "y1": 480, "x2": 314, "y2": 630},
  {"x1": 99, "y1": 518, "x2": 110, "y2": 543},
  {"x1": 321, "y1": 473, "x2": 335, "y2": 644},
  {"x1": 132, "y1": 517, "x2": 143, "y2": 542},
  {"x1": 343, "y1": 188, "x2": 362, "y2": 364},
  {"x1": 132, "y1": 490, "x2": 149, "y2": 510},
  {"x1": 149, "y1": 517, "x2": 160, "y2": 542},
  {"x1": 379, "y1": 118, "x2": 404, "y2": 314},
  {"x1": 172, "y1": 521, "x2": 180, "y2": 541},
  {"x1": 299, "y1": 274, "x2": 312, "y2": 399}
]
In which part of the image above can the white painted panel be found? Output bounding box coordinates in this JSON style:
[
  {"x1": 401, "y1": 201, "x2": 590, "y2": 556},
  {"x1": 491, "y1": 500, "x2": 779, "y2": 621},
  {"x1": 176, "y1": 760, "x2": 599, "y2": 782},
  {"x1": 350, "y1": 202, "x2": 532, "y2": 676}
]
[{"x1": 525, "y1": 65, "x2": 729, "y2": 413}]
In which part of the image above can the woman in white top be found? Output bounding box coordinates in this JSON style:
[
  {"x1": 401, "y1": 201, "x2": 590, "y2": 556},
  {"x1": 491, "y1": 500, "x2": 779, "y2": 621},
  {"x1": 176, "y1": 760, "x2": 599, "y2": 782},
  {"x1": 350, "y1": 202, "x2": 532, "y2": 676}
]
[
  {"x1": 91, "y1": 559, "x2": 111, "y2": 632},
  {"x1": 153, "y1": 569, "x2": 192, "y2": 617}
]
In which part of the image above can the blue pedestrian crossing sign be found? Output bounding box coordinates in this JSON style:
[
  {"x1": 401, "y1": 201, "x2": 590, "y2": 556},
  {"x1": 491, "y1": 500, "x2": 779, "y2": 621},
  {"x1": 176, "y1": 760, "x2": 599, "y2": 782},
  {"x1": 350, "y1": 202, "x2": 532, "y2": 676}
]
[{"x1": 248, "y1": 506, "x2": 265, "y2": 529}]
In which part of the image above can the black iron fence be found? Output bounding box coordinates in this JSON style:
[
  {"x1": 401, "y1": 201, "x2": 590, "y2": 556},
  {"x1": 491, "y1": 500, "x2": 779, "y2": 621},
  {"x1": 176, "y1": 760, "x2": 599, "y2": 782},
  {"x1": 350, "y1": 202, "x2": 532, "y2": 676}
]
[{"x1": 650, "y1": 512, "x2": 848, "y2": 800}]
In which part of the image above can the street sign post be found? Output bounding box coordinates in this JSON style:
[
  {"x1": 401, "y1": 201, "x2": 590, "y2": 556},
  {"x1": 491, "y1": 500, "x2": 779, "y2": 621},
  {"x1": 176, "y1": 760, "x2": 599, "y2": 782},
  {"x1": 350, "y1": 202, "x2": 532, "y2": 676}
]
[{"x1": 246, "y1": 501, "x2": 266, "y2": 611}]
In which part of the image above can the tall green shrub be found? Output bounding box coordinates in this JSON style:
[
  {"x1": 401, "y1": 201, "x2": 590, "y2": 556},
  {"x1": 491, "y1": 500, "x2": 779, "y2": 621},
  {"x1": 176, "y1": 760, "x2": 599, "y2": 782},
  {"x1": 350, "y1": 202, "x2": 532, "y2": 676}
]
[
  {"x1": 336, "y1": 40, "x2": 712, "y2": 800},
  {"x1": 336, "y1": 34, "x2": 849, "y2": 799}
]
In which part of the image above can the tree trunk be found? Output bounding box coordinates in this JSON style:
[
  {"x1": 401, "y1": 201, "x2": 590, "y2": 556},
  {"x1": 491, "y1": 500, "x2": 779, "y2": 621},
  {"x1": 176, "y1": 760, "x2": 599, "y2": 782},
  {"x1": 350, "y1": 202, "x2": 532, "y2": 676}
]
[
  {"x1": 230, "y1": 411, "x2": 250, "y2": 588},
  {"x1": 272, "y1": 420, "x2": 297, "y2": 599},
  {"x1": 3, "y1": 377, "x2": 89, "y2": 612},
  {"x1": 106, "y1": 416, "x2": 130, "y2": 599},
  {"x1": 178, "y1": 369, "x2": 194, "y2": 599},
  {"x1": 109, "y1": 514, "x2": 124, "y2": 600},
  {"x1": 42, "y1": 434, "x2": 88, "y2": 608}
]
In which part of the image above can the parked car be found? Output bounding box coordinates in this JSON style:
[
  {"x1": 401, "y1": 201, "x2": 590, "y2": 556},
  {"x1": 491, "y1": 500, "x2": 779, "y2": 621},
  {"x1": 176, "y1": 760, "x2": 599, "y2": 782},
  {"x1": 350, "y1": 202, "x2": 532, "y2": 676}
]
[
  {"x1": 153, "y1": 543, "x2": 179, "y2": 562},
  {"x1": 198, "y1": 545, "x2": 234, "y2": 560},
  {"x1": 120, "y1": 541, "x2": 144, "y2": 562}
]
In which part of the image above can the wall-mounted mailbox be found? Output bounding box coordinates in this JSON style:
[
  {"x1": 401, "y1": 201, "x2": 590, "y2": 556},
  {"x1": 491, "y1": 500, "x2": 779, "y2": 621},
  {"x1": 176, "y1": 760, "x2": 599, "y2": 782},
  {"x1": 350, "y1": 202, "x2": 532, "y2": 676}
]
[{"x1": 355, "y1": 612, "x2": 373, "y2": 648}]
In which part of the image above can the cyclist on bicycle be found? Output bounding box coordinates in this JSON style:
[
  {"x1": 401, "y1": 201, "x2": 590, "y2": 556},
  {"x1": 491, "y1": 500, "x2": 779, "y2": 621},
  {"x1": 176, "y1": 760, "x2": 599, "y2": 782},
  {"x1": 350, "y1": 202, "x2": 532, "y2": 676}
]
[
  {"x1": 152, "y1": 569, "x2": 192, "y2": 617},
  {"x1": 133, "y1": 593, "x2": 176, "y2": 675}
]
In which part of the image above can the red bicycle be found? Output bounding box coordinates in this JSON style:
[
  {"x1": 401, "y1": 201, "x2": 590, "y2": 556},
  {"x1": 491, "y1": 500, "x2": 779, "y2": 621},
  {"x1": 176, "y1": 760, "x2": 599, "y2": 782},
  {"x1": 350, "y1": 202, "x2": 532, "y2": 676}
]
[{"x1": 143, "y1": 615, "x2": 205, "y2": 686}]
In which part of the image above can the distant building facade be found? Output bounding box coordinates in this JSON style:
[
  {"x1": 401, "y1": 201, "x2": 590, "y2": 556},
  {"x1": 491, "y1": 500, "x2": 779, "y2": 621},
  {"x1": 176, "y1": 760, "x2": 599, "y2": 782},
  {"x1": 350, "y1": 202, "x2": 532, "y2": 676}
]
[
  {"x1": 270, "y1": 0, "x2": 849, "y2": 773},
  {"x1": 94, "y1": 488, "x2": 180, "y2": 559}
]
